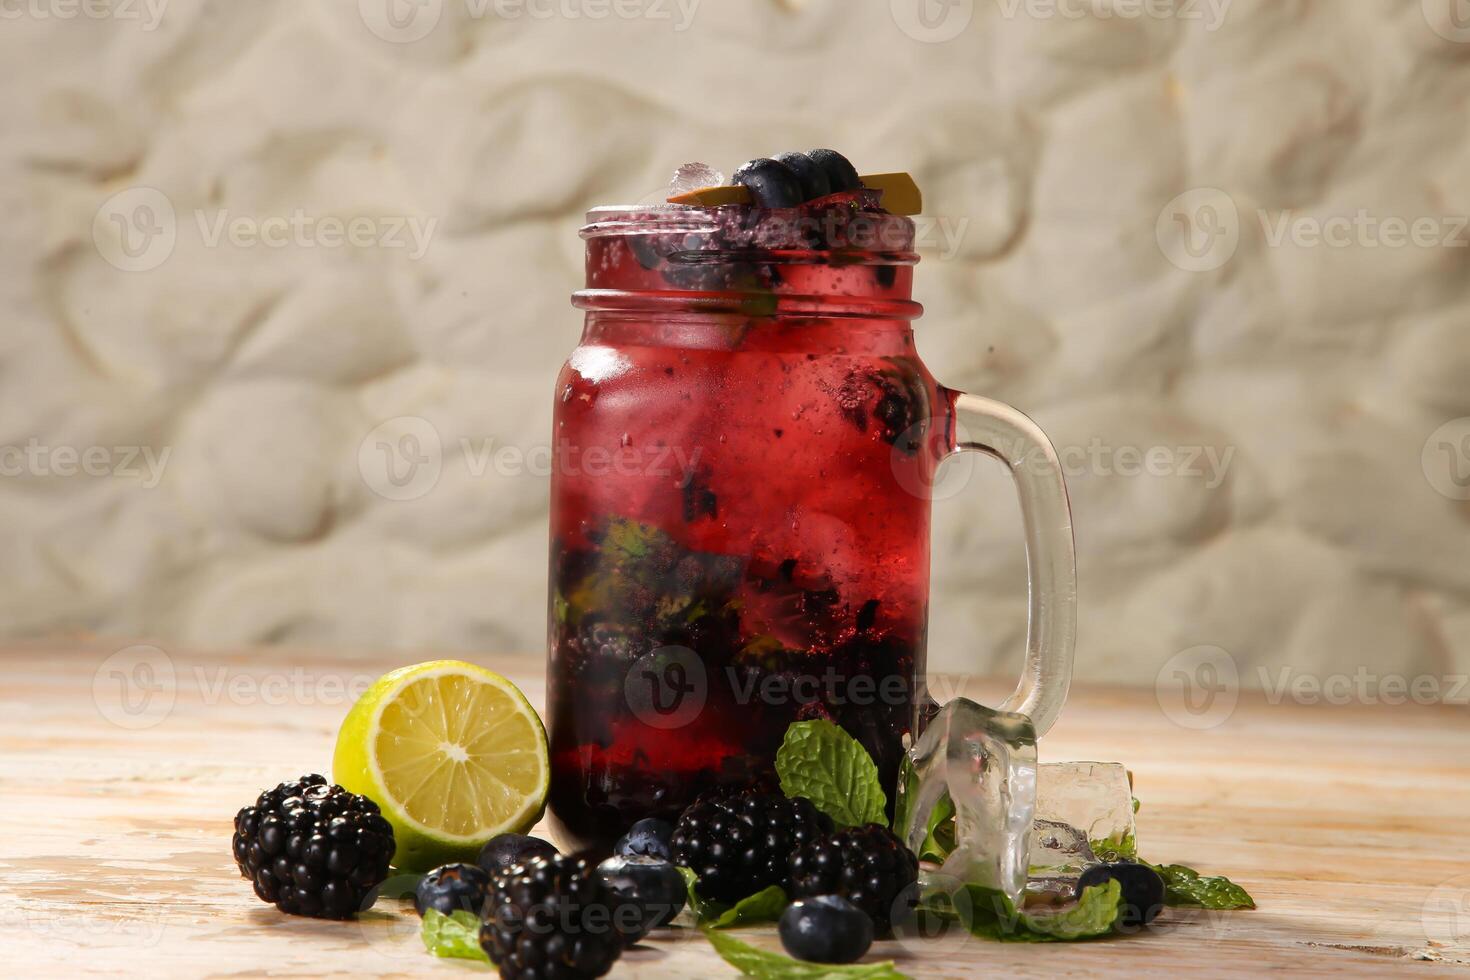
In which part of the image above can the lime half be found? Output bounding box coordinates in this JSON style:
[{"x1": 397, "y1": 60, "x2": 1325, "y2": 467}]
[{"x1": 333, "y1": 660, "x2": 549, "y2": 872}]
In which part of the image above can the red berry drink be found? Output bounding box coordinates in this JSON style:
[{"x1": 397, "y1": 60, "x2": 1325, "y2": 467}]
[{"x1": 545, "y1": 190, "x2": 941, "y2": 854}]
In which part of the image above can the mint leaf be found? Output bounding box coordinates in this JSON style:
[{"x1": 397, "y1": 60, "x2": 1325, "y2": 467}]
[
  {"x1": 678, "y1": 867, "x2": 786, "y2": 928},
  {"x1": 560, "y1": 518, "x2": 743, "y2": 633},
  {"x1": 703, "y1": 927, "x2": 911, "y2": 979},
  {"x1": 895, "y1": 756, "x2": 955, "y2": 863},
  {"x1": 1146, "y1": 862, "x2": 1255, "y2": 910},
  {"x1": 919, "y1": 793, "x2": 956, "y2": 863},
  {"x1": 776, "y1": 720, "x2": 886, "y2": 828},
  {"x1": 1090, "y1": 832, "x2": 1137, "y2": 862},
  {"x1": 420, "y1": 909, "x2": 488, "y2": 962},
  {"x1": 1017, "y1": 880, "x2": 1125, "y2": 940},
  {"x1": 678, "y1": 867, "x2": 703, "y2": 911},
  {"x1": 710, "y1": 886, "x2": 788, "y2": 928}
]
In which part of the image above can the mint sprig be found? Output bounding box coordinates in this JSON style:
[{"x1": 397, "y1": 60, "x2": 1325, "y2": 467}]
[
  {"x1": 775, "y1": 720, "x2": 887, "y2": 828},
  {"x1": 900, "y1": 773, "x2": 1252, "y2": 915},
  {"x1": 1146, "y1": 862, "x2": 1255, "y2": 910},
  {"x1": 703, "y1": 927, "x2": 910, "y2": 979},
  {"x1": 419, "y1": 908, "x2": 489, "y2": 962},
  {"x1": 922, "y1": 880, "x2": 1124, "y2": 943}
]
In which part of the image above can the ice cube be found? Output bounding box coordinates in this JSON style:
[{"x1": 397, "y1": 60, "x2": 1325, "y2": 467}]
[
  {"x1": 669, "y1": 162, "x2": 725, "y2": 197},
  {"x1": 1024, "y1": 762, "x2": 1138, "y2": 901},
  {"x1": 1024, "y1": 818, "x2": 1097, "y2": 904},
  {"x1": 1030, "y1": 817, "x2": 1096, "y2": 874},
  {"x1": 896, "y1": 697, "x2": 1037, "y2": 906},
  {"x1": 1035, "y1": 761, "x2": 1137, "y2": 860}
]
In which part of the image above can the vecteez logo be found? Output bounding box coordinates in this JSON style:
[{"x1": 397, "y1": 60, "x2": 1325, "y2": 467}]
[
  {"x1": 1156, "y1": 188, "x2": 1241, "y2": 273},
  {"x1": 0, "y1": 0, "x2": 170, "y2": 29},
  {"x1": 891, "y1": 0, "x2": 974, "y2": 43},
  {"x1": 359, "y1": 0, "x2": 444, "y2": 42},
  {"x1": 1423, "y1": 417, "x2": 1470, "y2": 501},
  {"x1": 1423, "y1": 873, "x2": 1470, "y2": 947},
  {"x1": 93, "y1": 645, "x2": 177, "y2": 731},
  {"x1": 93, "y1": 187, "x2": 178, "y2": 273},
  {"x1": 358, "y1": 0, "x2": 702, "y2": 42},
  {"x1": 93, "y1": 187, "x2": 439, "y2": 272},
  {"x1": 624, "y1": 646, "x2": 707, "y2": 730},
  {"x1": 358, "y1": 416, "x2": 445, "y2": 502},
  {"x1": 1423, "y1": 0, "x2": 1470, "y2": 43},
  {"x1": 1155, "y1": 645, "x2": 1239, "y2": 730}
]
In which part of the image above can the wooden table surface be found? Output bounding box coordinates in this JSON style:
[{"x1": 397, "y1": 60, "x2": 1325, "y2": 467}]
[{"x1": 3, "y1": 640, "x2": 1470, "y2": 978}]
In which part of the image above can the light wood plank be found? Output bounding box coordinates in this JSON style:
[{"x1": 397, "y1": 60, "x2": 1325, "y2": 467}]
[{"x1": 2, "y1": 641, "x2": 1467, "y2": 977}]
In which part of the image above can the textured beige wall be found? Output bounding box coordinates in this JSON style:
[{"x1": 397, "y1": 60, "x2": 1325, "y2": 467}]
[{"x1": 4, "y1": 0, "x2": 1470, "y2": 691}]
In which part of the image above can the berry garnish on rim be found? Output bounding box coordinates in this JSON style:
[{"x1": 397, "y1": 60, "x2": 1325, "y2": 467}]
[{"x1": 666, "y1": 149, "x2": 923, "y2": 214}]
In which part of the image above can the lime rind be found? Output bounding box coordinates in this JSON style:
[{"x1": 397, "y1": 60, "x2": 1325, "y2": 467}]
[{"x1": 333, "y1": 660, "x2": 549, "y2": 872}]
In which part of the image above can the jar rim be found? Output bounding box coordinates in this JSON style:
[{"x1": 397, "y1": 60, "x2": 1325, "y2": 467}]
[{"x1": 580, "y1": 202, "x2": 917, "y2": 254}]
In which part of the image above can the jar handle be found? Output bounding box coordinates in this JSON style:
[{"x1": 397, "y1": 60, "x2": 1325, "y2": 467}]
[{"x1": 943, "y1": 390, "x2": 1077, "y2": 736}]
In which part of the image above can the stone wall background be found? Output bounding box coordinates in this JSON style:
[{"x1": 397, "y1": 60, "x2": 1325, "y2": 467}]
[{"x1": 4, "y1": 0, "x2": 1470, "y2": 690}]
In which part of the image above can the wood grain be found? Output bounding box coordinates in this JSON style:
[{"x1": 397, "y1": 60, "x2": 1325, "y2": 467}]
[{"x1": 2, "y1": 640, "x2": 1468, "y2": 977}]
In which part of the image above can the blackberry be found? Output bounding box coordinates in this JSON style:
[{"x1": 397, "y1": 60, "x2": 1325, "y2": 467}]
[
  {"x1": 670, "y1": 789, "x2": 833, "y2": 904},
  {"x1": 478, "y1": 855, "x2": 627, "y2": 980},
  {"x1": 231, "y1": 774, "x2": 395, "y2": 919},
  {"x1": 788, "y1": 824, "x2": 919, "y2": 934}
]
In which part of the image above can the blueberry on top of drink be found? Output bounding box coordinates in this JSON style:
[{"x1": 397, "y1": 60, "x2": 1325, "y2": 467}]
[
  {"x1": 773, "y1": 151, "x2": 834, "y2": 200},
  {"x1": 805, "y1": 148, "x2": 862, "y2": 192},
  {"x1": 731, "y1": 158, "x2": 806, "y2": 208}
]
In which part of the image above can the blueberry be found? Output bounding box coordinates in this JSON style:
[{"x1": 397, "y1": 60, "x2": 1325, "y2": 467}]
[
  {"x1": 413, "y1": 863, "x2": 492, "y2": 918},
  {"x1": 1077, "y1": 862, "x2": 1165, "y2": 928},
  {"x1": 731, "y1": 158, "x2": 804, "y2": 208},
  {"x1": 806, "y1": 149, "x2": 861, "y2": 192},
  {"x1": 476, "y1": 833, "x2": 558, "y2": 874},
  {"x1": 779, "y1": 895, "x2": 874, "y2": 964},
  {"x1": 596, "y1": 855, "x2": 688, "y2": 941},
  {"x1": 773, "y1": 151, "x2": 833, "y2": 202},
  {"x1": 614, "y1": 817, "x2": 675, "y2": 861}
]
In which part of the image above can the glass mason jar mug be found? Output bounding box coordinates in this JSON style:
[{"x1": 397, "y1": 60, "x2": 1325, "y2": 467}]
[{"x1": 545, "y1": 198, "x2": 1076, "y2": 855}]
